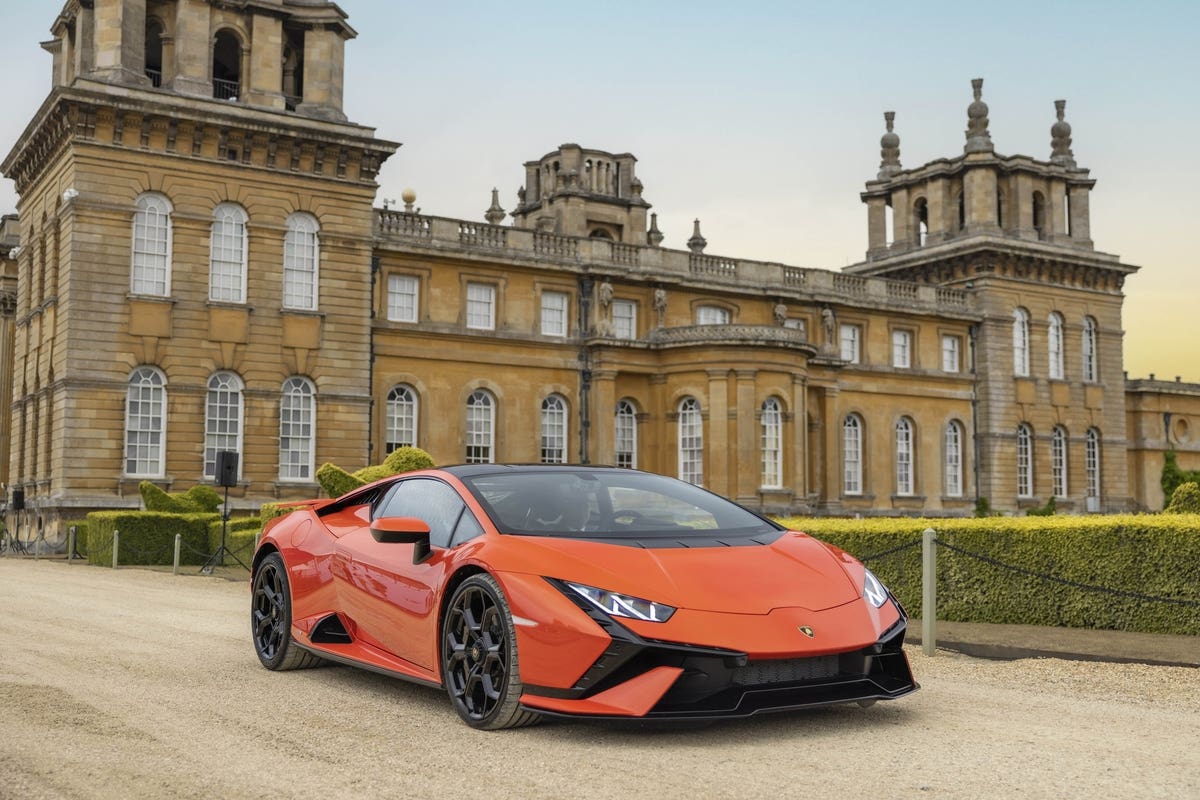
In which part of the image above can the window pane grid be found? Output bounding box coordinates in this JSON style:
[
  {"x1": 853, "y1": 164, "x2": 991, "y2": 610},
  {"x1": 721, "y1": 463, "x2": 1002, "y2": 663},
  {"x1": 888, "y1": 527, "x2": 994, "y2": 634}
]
[
  {"x1": 209, "y1": 207, "x2": 246, "y2": 303},
  {"x1": 613, "y1": 300, "x2": 636, "y2": 340},
  {"x1": 466, "y1": 283, "x2": 496, "y2": 330},
  {"x1": 1013, "y1": 309, "x2": 1030, "y2": 376},
  {"x1": 1017, "y1": 424, "x2": 1033, "y2": 498},
  {"x1": 125, "y1": 368, "x2": 165, "y2": 477},
  {"x1": 541, "y1": 292, "x2": 568, "y2": 337},
  {"x1": 761, "y1": 399, "x2": 782, "y2": 489},
  {"x1": 896, "y1": 418, "x2": 914, "y2": 496},
  {"x1": 1085, "y1": 429, "x2": 1101, "y2": 502},
  {"x1": 386, "y1": 385, "x2": 417, "y2": 452},
  {"x1": 204, "y1": 373, "x2": 243, "y2": 478},
  {"x1": 1083, "y1": 318, "x2": 1098, "y2": 382},
  {"x1": 678, "y1": 398, "x2": 703, "y2": 486},
  {"x1": 279, "y1": 378, "x2": 314, "y2": 480},
  {"x1": 466, "y1": 390, "x2": 494, "y2": 463},
  {"x1": 615, "y1": 400, "x2": 637, "y2": 468},
  {"x1": 1048, "y1": 314, "x2": 1064, "y2": 380},
  {"x1": 840, "y1": 324, "x2": 860, "y2": 363},
  {"x1": 1052, "y1": 427, "x2": 1068, "y2": 498},
  {"x1": 387, "y1": 275, "x2": 419, "y2": 322},
  {"x1": 540, "y1": 395, "x2": 567, "y2": 463},
  {"x1": 944, "y1": 421, "x2": 963, "y2": 497},
  {"x1": 843, "y1": 415, "x2": 862, "y2": 495},
  {"x1": 132, "y1": 198, "x2": 170, "y2": 296},
  {"x1": 942, "y1": 335, "x2": 960, "y2": 373},
  {"x1": 283, "y1": 219, "x2": 318, "y2": 310}
]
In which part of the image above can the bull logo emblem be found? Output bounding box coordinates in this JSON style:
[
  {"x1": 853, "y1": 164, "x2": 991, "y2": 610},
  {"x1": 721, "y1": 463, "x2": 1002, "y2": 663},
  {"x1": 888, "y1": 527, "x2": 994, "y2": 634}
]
[{"x1": 798, "y1": 626, "x2": 815, "y2": 638}]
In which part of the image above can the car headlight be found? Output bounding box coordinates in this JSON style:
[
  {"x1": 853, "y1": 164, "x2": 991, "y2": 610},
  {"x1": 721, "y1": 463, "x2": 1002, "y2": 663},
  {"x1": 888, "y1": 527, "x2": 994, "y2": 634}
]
[
  {"x1": 863, "y1": 569, "x2": 889, "y2": 609},
  {"x1": 566, "y1": 581, "x2": 676, "y2": 623}
]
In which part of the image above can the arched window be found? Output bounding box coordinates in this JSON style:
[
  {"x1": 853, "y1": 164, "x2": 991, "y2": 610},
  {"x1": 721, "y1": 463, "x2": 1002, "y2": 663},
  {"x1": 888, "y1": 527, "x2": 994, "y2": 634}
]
[
  {"x1": 279, "y1": 377, "x2": 315, "y2": 481},
  {"x1": 212, "y1": 29, "x2": 241, "y2": 100},
  {"x1": 131, "y1": 193, "x2": 172, "y2": 296},
  {"x1": 209, "y1": 202, "x2": 248, "y2": 303},
  {"x1": 385, "y1": 385, "x2": 418, "y2": 452},
  {"x1": 1051, "y1": 425, "x2": 1068, "y2": 498},
  {"x1": 843, "y1": 414, "x2": 863, "y2": 496},
  {"x1": 204, "y1": 372, "x2": 244, "y2": 480},
  {"x1": 283, "y1": 212, "x2": 319, "y2": 310},
  {"x1": 614, "y1": 400, "x2": 638, "y2": 469},
  {"x1": 1085, "y1": 428, "x2": 1101, "y2": 511},
  {"x1": 678, "y1": 397, "x2": 703, "y2": 486},
  {"x1": 1016, "y1": 424, "x2": 1034, "y2": 498},
  {"x1": 1048, "y1": 312, "x2": 1065, "y2": 380},
  {"x1": 760, "y1": 398, "x2": 783, "y2": 489},
  {"x1": 540, "y1": 395, "x2": 567, "y2": 464},
  {"x1": 125, "y1": 366, "x2": 167, "y2": 477},
  {"x1": 466, "y1": 390, "x2": 495, "y2": 464},
  {"x1": 944, "y1": 420, "x2": 964, "y2": 498},
  {"x1": 1082, "y1": 317, "x2": 1098, "y2": 383},
  {"x1": 895, "y1": 417, "x2": 915, "y2": 496},
  {"x1": 1012, "y1": 308, "x2": 1030, "y2": 377}
]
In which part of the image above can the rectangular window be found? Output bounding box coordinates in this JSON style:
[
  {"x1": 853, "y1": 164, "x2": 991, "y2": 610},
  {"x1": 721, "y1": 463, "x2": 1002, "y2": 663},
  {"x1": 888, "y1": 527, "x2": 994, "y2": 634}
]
[
  {"x1": 892, "y1": 330, "x2": 912, "y2": 368},
  {"x1": 541, "y1": 291, "x2": 568, "y2": 337},
  {"x1": 696, "y1": 306, "x2": 730, "y2": 325},
  {"x1": 387, "y1": 275, "x2": 419, "y2": 322},
  {"x1": 613, "y1": 300, "x2": 637, "y2": 340},
  {"x1": 466, "y1": 283, "x2": 496, "y2": 330},
  {"x1": 942, "y1": 335, "x2": 961, "y2": 373},
  {"x1": 840, "y1": 324, "x2": 861, "y2": 364}
]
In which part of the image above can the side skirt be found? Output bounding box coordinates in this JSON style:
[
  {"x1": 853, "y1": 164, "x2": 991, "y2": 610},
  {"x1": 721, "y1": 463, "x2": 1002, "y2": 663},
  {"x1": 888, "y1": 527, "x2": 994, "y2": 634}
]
[{"x1": 294, "y1": 641, "x2": 443, "y2": 690}]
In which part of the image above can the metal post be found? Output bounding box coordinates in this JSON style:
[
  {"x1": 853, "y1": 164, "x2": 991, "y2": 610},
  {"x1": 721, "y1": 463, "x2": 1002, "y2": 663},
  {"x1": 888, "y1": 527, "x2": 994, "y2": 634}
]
[
  {"x1": 922, "y1": 527, "x2": 936, "y2": 656},
  {"x1": 173, "y1": 533, "x2": 182, "y2": 575},
  {"x1": 112, "y1": 530, "x2": 120, "y2": 570},
  {"x1": 68, "y1": 526, "x2": 76, "y2": 563}
]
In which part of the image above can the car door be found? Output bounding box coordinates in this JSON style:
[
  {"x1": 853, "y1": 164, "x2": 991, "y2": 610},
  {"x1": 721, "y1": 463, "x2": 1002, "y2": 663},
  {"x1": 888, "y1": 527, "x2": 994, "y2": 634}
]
[{"x1": 332, "y1": 477, "x2": 478, "y2": 671}]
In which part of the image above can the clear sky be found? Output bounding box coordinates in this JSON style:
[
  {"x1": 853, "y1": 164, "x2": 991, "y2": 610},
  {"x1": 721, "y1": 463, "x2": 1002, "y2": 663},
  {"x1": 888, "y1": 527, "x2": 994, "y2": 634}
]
[{"x1": 2, "y1": 1, "x2": 1197, "y2": 380}]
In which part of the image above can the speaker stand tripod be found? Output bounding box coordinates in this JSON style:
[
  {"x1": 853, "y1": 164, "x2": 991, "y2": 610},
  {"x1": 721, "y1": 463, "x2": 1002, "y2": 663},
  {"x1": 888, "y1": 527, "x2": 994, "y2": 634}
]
[{"x1": 200, "y1": 482, "x2": 248, "y2": 574}]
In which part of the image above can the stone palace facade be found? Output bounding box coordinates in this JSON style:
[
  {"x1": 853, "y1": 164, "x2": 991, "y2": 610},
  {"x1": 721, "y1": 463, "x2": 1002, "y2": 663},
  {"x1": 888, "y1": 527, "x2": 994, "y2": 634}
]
[{"x1": 2, "y1": 1, "x2": 1198, "y2": 540}]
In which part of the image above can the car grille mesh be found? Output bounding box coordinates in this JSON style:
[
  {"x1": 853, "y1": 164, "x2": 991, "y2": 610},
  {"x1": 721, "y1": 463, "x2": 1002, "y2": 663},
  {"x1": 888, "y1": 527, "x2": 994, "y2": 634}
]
[{"x1": 732, "y1": 655, "x2": 841, "y2": 686}]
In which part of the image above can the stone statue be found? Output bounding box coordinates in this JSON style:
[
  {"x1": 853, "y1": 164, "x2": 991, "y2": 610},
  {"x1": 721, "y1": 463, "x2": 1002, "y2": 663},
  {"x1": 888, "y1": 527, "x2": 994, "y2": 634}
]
[
  {"x1": 774, "y1": 303, "x2": 788, "y2": 326},
  {"x1": 594, "y1": 281, "x2": 615, "y2": 337},
  {"x1": 599, "y1": 281, "x2": 613, "y2": 309},
  {"x1": 822, "y1": 307, "x2": 836, "y2": 350},
  {"x1": 653, "y1": 288, "x2": 667, "y2": 328}
]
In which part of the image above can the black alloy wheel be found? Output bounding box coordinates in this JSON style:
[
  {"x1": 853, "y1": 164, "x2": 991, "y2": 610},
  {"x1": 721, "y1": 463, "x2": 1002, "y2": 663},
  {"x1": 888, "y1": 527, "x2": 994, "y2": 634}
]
[
  {"x1": 251, "y1": 552, "x2": 322, "y2": 670},
  {"x1": 441, "y1": 574, "x2": 539, "y2": 730}
]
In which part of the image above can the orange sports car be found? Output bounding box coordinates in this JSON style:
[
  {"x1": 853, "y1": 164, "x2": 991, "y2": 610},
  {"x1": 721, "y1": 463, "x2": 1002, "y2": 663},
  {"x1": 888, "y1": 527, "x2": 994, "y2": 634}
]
[{"x1": 251, "y1": 465, "x2": 917, "y2": 729}]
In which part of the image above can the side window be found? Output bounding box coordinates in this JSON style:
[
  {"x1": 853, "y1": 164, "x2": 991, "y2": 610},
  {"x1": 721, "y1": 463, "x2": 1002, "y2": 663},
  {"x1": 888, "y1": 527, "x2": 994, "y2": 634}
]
[{"x1": 375, "y1": 478, "x2": 470, "y2": 550}]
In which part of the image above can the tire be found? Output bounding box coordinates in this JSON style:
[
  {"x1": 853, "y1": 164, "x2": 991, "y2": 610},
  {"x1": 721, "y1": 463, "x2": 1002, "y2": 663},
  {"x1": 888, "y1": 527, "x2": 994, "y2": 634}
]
[
  {"x1": 441, "y1": 574, "x2": 540, "y2": 730},
  {"x1": 251, "y1": 552, "x2": 323, "y2": 671}
]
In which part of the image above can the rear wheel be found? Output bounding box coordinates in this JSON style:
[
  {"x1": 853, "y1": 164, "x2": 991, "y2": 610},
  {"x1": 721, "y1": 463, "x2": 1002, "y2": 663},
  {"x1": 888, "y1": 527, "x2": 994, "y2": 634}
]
[
  {"x1": 441, "y1": 574, "x2": 540, "y2": 730},
  {"x1": 251, "y1": 552, "x2": 322, "y2": 670}
]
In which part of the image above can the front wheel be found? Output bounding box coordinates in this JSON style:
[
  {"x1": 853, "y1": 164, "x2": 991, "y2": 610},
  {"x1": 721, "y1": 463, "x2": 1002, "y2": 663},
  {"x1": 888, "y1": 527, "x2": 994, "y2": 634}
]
[
  {"x1": 441, "y1": 574, "x2": 540, "y2": 730},
  {"x1": 251, "y1": 552, "x2": 322, "y2": 671}
]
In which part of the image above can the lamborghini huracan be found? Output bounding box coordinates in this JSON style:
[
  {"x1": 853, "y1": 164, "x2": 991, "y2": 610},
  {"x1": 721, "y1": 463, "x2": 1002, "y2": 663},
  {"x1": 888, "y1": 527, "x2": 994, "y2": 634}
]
[{"x1": 250, "y1": 465, "x2": 917, "y2": 729}]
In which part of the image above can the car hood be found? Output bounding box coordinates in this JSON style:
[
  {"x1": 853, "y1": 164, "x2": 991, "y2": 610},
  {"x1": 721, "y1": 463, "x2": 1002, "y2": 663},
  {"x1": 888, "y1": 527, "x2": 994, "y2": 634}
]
[{"x1": 495, "y1": 531, "x2": 859, "y2": 614}]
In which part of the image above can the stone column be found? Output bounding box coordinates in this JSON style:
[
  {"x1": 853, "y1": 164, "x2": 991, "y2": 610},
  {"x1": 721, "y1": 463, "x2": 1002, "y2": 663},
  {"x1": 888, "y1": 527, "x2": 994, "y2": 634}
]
[
  {"x1": 170, "y1": 0, "x2": 213, "y2": 98},
  {"x1": 734, "y1": 370, "x2": 757, "y2": 504},
  {"x1": 297, "y1": 27, "x2": 348, "y2": 122},
  {"x1": 820, "y1": 385, "x2": 842, "y2": 512},
  {"x1": 706, "y1": 369, "x2": 730, "y2": 495},
  {"x1": 866, "y1": 196, "x2": 888, "y2": 255},
  {"x1": 1047, "y1": 180, "x2": 1069, "y2": 240},
  {"x1": 890, "y1": 186, "x2": 911, "y2": 250},
  {"x1": 1068, "y1": 184, "x2": 1092, "y2": 246},
  {"x1": 90, "y1": 0, "x2": 148, "y2": 85},
  {"x1": 591, "y1": 369, "x2": 617, "y2": 467},
  {"x1": 649, "y1": 374, "x2": 667, "y2": 475},
  {"x1": 792, "y1": 373, "x2": 808, "y2": 505},
  {"x1": 963, "y1": 159, "x2": 999, "y2": 233},
  {"x1": 246, "y1": 13, "x2": 285, "y2": 109}
]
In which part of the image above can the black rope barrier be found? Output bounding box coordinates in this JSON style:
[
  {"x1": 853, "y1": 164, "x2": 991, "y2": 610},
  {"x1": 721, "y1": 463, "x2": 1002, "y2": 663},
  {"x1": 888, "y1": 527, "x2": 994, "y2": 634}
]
[{"x1": 935, "y1": 539, "x2": 1200, "y2": 608}]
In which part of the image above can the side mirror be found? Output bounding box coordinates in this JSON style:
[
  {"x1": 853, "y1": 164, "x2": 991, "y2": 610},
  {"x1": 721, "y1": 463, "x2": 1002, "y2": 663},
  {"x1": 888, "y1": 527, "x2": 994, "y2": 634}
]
[{"x1": 370, "y1": 517, "x2": 433, "y2": 564}]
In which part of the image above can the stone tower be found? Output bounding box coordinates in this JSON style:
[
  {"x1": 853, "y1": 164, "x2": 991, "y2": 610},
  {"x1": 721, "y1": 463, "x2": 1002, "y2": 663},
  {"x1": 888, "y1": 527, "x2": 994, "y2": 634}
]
[
  {"x1": 1, "y1": 0, "x2": 397, "y2": 533},
  {"x1": 850, "y1": 79, "x2": 1138, "y2": 513},
  {"x1": 510, "y1": 144, "x2": 651, "y2": 243}
]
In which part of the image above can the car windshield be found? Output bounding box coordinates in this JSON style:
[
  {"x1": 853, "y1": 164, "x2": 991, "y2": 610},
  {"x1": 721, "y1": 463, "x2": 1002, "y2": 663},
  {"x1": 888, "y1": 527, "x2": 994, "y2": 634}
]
[{"x1": 459, "y1": 469, "x2": 780, "y2": 538}]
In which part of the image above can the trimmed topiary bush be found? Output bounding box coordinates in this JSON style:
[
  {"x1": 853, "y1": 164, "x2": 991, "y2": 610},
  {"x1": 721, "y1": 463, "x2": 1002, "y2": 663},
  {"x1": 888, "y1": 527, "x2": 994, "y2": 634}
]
[
  {"x1": 139, "y1": 481, "x2": 200, "y2": 513},
  {"x1": 353, "y1": 464, "x2": 393, "y2": 484},
  {"x1": 1161, "y1": 450, "x2": 1200, "y2": 509},
  {"x1": 316, "y1": 463, "x2": 364, "y2": 499},
  {"x1": 1166, "y1": 481, "x2": 1200, "y2": 514},
  {"x1": 186, "y1": 485, "x2": 223, "y2": 513},
  {"x1": 383, "y1": 446, "x2": 435, "y2": 474}
]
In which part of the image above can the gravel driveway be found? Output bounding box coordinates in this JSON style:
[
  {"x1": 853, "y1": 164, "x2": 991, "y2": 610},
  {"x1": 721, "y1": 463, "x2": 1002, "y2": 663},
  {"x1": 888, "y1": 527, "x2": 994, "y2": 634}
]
[{"x1": 0, "y1": 559, "x2": 1196, "y2": 800}]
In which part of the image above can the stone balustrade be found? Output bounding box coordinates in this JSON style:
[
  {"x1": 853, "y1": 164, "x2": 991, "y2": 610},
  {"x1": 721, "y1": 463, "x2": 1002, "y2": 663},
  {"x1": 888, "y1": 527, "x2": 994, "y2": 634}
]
[{"x1": 373, "y1": 209, "x2": 978, "y2": 315}]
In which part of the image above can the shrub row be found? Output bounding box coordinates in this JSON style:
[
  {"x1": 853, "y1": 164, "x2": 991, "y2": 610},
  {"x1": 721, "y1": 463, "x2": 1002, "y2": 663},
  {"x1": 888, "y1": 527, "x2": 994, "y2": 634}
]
[
  {"x1": 775, "y1": 514, "x2": 1200, "y2": 636},
  {"x1": 87, "y1": 511, "x2": 219, "y2": 566}
]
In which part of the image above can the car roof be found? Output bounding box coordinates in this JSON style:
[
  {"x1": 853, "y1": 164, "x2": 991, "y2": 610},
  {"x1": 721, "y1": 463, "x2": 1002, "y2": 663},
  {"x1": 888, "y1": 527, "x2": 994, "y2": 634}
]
[{"x1": 439, "y1": 464, "x2": 635, "y2": 479}]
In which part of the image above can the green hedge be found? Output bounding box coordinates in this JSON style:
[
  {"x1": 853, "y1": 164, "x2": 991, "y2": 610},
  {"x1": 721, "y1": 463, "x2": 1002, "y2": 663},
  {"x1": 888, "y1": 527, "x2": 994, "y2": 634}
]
[
  {"x1": 86, "y1": 511, "x2": 218, "y2": 566},
  {"x1": 776, "y1": 514, "x2": 1200, "y2": 636}
]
